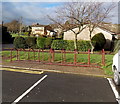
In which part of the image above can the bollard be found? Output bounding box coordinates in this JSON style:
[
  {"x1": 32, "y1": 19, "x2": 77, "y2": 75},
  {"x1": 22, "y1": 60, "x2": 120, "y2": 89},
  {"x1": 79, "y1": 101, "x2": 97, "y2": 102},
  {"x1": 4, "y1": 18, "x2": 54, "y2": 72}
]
[
  {"x1": 74, "y1": 49, "x2": 77, "y2": 65},
  {"x1": 16, "y1": 49, "x2": 18, "y2": 61},
  {"x1": 10, "y1": 49, "x2": 13, "y2": 62},
  {"x1": 28, "y1": 48, "x2": 30, "y2": 60},
  {"x1": 23, "y1": 49, "x2": 26, "y2": 60},
  {"x1": 61, "y1": 49, "x2": 65, "y2": 63},
  {"x1": 49, "y1": 49, "x2": 52, "y2": 63},
  {"x1": 33, "y1": 49, "x2": 35, "y2": 61},
  {"x1": 18, "y1": 49, "x2": 20, "y2": 61},
  {"x1": 51, "y1": 49, "x2": 54, "y2": 62},
  {"x1": 61, "y1": 49, "x2": 64, "y2": 63},
  {"x1": 38, "y1": 49, "x2": 40, "y2": 62},
  {"x1": 102, "y1": 49, "x2": 105, "y2": 66},
  {"x1": 42, "y1": 49, "x2": 44, "y2": 61},
  {"x1": 62, "y1": 49, "x2": 66, "y2": 63},
  {"x1": 88, "y1": 49, "x2": 90, "y2": 65},
  {"x1": 19, "y1": 49, "x2": 21, "y2": 61}
]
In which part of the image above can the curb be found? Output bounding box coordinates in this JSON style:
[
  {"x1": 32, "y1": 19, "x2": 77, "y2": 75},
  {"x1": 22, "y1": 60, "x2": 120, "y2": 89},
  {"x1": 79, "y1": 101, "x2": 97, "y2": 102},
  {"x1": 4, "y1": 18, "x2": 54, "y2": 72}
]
[
  {"x1": 1, "y1": 67, "x2": 44, "y2": 75},
  {"x1": 1, "y1": 65, "x2": 113, "y2": 78}
]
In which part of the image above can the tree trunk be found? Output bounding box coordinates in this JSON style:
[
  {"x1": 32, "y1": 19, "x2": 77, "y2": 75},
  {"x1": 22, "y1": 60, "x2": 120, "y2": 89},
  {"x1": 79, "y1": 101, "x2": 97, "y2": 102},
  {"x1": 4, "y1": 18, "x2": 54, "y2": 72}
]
[
  {"x1": 90, "y1": 40, "x2": 94, "y2": 53},
  {"x1": 74, "y1": 34, "x2": 78, "y2": 50},
  {"x1": 89, "y1": 31, "x2": 94, "y2": 53}
]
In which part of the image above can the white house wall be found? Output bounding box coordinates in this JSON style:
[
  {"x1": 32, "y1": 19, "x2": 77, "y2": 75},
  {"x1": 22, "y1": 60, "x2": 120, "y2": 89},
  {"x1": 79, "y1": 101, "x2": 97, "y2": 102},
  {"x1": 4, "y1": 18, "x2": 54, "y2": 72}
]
[
  {"x1": 64, "y1": 27, "x2": 112, "y2": 50},
  {"x1": 32, "y1": 27, "x2": 44, "y2": 35}
]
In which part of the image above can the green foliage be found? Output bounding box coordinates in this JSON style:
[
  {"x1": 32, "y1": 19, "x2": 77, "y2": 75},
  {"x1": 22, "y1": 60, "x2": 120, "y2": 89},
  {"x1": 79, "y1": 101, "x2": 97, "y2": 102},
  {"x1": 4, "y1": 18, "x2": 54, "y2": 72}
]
[
  {"x1": 37, "y1": 37, "x2": 46, "y2": 49},
  {"x1": 67, "y1": 40, "x2": 91, "y2": 51},
  {"x1": 66, "y1": 40, "x2": 91, "y2": 51},
  {"x1": 23, "y1": 32, "x2": 29, "y2": 36},
  {"x1": 51, "y1": 40, "x2": 68, "y2": 50},
  {"x1": 51, "y1": 40, "x2": 91, "y2": 51},
  {"x1": 66, "y1": 40, "x2": 75, "y2": 51},
  {"x1": 13, "y1": 36, "x2": 27, "y2": 49},
  {"x1": 113, "y1": 40, "x2": 120, "y2": 53},
  {"x1": 45, "y1": 37, "x2": 53, "y2": 49},
  {"x1": 91, "y1": 33, "x2": 106, "y2": 50},
  {"x1": 25, "y1": 37, "x2": 37, "y2": 48},
  {"x1": 77, "y1": 40, "x2": 91, "y2": 51}
]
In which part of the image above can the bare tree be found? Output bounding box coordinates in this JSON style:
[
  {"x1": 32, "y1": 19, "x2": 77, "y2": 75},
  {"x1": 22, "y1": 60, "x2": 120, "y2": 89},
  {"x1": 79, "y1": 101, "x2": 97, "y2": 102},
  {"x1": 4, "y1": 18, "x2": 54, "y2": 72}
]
[
  {"x1": 4, "y1": 20, "x2": 20, "y2": 33},
  {"x1": 86, "y1": 2, "x2": 116, "y2": 52},
  {"x1": 48, "y1": 2, "x2": 92, "y2": 50},
  {"x1": 48, "y1": 2, "x2": 116, "y2": 51}
]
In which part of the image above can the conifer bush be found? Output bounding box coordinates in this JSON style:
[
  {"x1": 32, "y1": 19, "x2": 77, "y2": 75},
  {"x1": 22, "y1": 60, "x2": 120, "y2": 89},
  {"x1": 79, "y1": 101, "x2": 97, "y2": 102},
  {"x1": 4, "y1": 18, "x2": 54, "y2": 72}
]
[{"x1": 91, "y1": 33, "x2": 106, "y2": 50}]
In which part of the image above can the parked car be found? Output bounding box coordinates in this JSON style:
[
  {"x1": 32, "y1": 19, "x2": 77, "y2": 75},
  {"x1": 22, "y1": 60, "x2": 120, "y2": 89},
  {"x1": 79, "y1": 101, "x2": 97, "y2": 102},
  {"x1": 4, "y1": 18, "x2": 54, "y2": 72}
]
[{"x1": 112, "y1": 50, "x2": 120, "y2": 85}]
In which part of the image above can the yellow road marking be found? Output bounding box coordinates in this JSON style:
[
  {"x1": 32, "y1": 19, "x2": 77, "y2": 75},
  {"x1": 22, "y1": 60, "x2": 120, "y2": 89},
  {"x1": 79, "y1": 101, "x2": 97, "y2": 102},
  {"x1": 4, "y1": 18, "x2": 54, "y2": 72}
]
[{"x1": 1, "y1": 68, "x2": 43, "y2": 74}]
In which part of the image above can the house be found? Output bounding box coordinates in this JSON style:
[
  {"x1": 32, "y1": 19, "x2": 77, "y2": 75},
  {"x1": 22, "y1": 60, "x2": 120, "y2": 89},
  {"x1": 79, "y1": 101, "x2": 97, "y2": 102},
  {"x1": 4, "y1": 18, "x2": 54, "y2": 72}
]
[
  {"x1": 64, "y1": 26, "x2": 116, "y2": 50},
  {"x1": 31, "y1": 23, "x2": 56, "y2": 37},
  {"x1": 113, "y1": 32, "x2": 120, "y2": 39},
  {"x1": 49, "y1": 24, "x2": 63, "y2": 38}
]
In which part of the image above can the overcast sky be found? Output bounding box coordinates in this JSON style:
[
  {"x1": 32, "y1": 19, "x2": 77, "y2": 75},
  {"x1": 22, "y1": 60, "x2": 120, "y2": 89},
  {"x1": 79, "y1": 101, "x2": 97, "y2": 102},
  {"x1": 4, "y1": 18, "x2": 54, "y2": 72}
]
[{"x1": 2, "y1": 1, "x2": 119, "y2": 25}]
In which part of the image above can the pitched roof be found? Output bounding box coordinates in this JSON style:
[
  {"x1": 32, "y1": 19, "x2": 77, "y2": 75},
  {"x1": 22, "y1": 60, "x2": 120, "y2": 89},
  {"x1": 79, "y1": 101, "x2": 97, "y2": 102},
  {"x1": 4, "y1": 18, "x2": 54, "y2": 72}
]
[
  {"x1": 98, "y1": 23, "x2": 120, "y2": 34},
  {"x1": 31, "y1": 24, "x2": 46, "y2": 27},
  {"x1": 97, "y1": 25, "x2": 115, "y2": 34}
]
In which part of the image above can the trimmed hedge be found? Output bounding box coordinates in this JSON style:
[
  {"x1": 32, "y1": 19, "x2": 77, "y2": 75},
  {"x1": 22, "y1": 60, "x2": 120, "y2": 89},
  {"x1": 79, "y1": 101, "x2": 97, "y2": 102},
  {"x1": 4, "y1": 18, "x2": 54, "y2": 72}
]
[
  {"x1": 51, "y1": 40, "x2": 92, "y2": 51},
  {"x1": 51, "y1": 40, "x2": 68, "y2": 50},
  {"x1": 66, "y1": 40, "x2": 75, "y2": 51},
  {"x1": 25, "y1": 37, "x2": 37, "y2": 48},
  {"x1": 13, "y1": 36, "x2": 54, "y2": 49},
  {"x1": 91, "y1": 33, "x2": 106, "y2": 50},
  {"x1": 45, "y1": 37, "x2": 53, "y2": 49},
  {"x1": 37, "y1": 37, "x2": 46, "y2": 49},
  {"x1": 77, "y1": 41, "x2": 91, "y2": 51},
  {"x1": 13, "y1": 36, "x2": 95, "y2": 51},
  {"x1": 13, "y1": 36, "x2": 27, "y2": 49}
]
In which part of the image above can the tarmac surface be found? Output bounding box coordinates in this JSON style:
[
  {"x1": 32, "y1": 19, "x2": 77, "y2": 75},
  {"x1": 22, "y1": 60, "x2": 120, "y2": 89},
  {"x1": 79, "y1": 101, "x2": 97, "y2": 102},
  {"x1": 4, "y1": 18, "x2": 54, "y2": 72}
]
[{"x1": 2, "y1": 70, "x2": 117, "y2": 103}]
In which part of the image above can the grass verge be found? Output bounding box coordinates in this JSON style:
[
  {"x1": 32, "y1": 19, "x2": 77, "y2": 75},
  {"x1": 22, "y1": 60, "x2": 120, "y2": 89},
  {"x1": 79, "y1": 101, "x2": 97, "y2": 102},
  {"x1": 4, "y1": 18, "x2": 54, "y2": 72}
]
[{"x1": 2, "y1": 50, "x2": 114, "y2": 76}]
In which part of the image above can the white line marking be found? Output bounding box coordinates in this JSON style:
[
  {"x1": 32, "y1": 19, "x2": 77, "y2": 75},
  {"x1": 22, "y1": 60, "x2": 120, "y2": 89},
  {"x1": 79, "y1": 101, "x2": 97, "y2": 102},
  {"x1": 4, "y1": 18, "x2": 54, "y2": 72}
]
[
  {"x1": 12, "y1": 75, "x2": 47, "y2": 104},
  {"x1": 107, "y1": 78, "x2": 120, "y2": 104}
]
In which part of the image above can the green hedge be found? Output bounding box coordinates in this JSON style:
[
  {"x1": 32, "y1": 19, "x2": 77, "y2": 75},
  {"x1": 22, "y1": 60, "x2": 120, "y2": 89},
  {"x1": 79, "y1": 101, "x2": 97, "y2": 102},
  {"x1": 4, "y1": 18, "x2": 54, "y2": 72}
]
[
  {"x1": 66, "y1": 40, "x2": 75, "y2": 51},
  {"x1": 25, "y1": 37, "x2": 37, "y2": 48},
  {"x1": 45, "y1": 37, "x2": 53, "y2": 49},
  {"x1": 77, "y1": 41, "x2": 91, "y2": 51},
  {"x1": 13, "y1": 36, "x2": 95, "y2": 51},
  {"x1": 37, "y1": 37, "x2": 46, "y2": 49},
  {"x1": 13, "y1": 36, "x2": 54, "y2": 49},
  {"x1": 51, "y1": 40, "x2": 92, "y2": 51},
  {"x1": 13, "y1": 36, "x2": 27, "y2": 49},
  {"x1": 51, "y1": 40, "x2": 68, "y2": 50}
]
